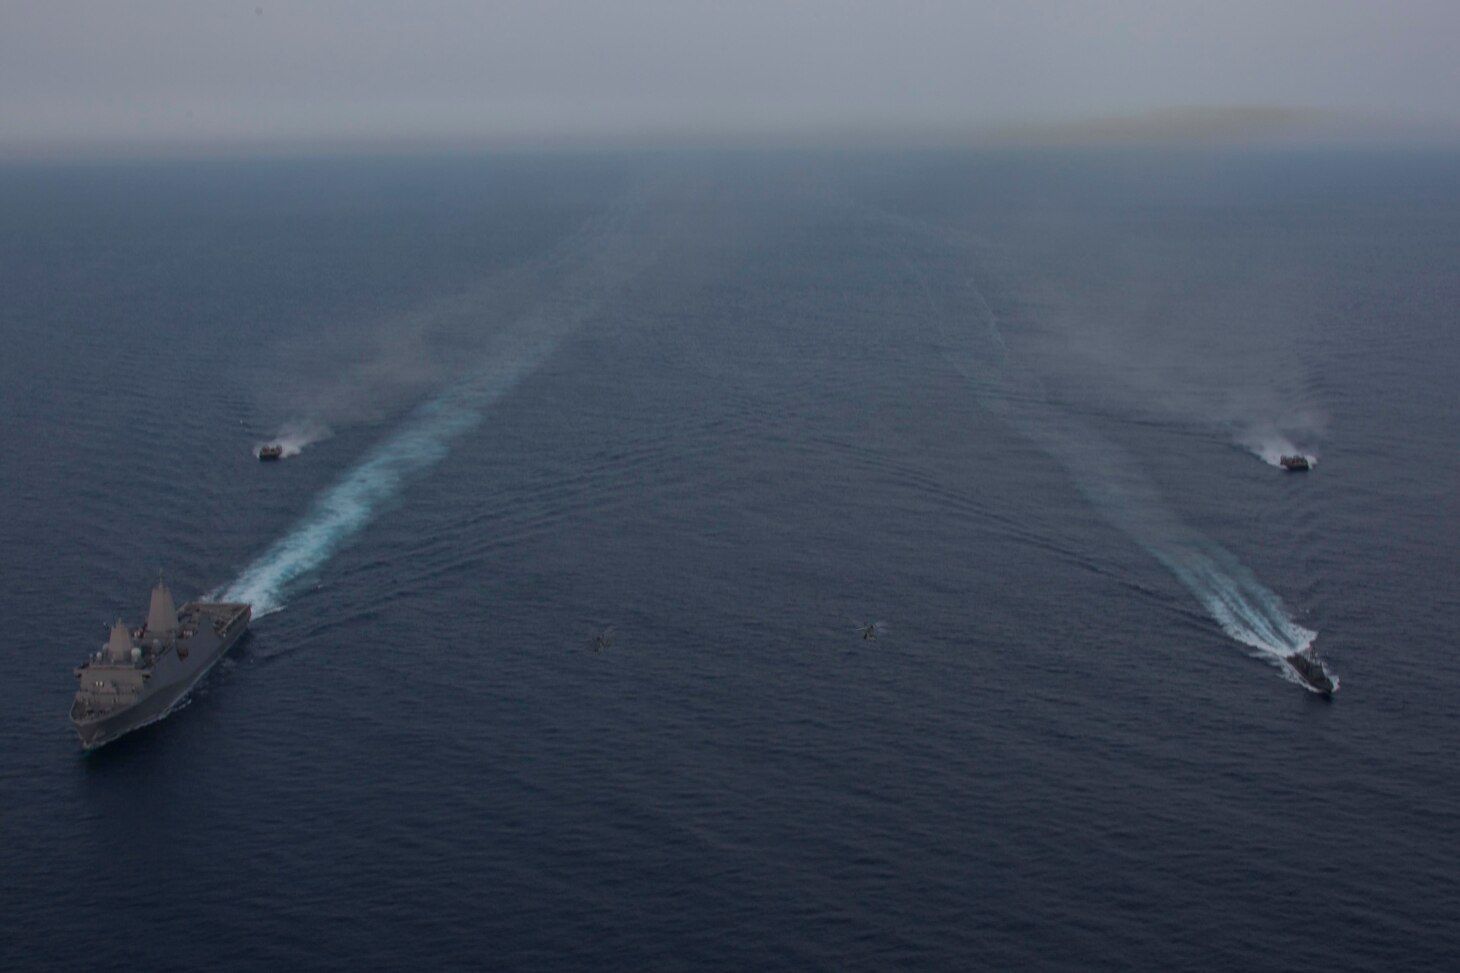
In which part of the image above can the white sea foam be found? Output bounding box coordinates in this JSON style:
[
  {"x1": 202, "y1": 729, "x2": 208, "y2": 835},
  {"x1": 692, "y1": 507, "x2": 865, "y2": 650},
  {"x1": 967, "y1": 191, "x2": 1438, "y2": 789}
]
[
  {"x1": 1051, "y1": 433, "x2": 1317, "y2": 659},
  {"x1": 217, "y1": 194, "x2": 659, "y2": 617},
  {"x1": 1237, "y1": 423, "x2": 1318, "y2": 468},
  {"x1": 222, "y1": 353, "x2": 541, "y2": 615},
  {"x1": 930, "y1": 252, "x2": 1318, "y2": 667},
  {"x1": 259, "y1": 418, "x2": 333, "y2": 459},
  {"x1": 1154, "y1": 541, "x2": 1315, "y2": 657}
]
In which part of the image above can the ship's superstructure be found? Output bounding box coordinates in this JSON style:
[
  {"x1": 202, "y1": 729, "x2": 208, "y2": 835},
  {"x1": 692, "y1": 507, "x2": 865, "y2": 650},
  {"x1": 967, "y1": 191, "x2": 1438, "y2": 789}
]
[
  {"x1": 70, "y1": 579, "x2": 249, "y2": 749},
  {"x1": 1284, "y1": 645, "x2": 1338, "y2": 696}
]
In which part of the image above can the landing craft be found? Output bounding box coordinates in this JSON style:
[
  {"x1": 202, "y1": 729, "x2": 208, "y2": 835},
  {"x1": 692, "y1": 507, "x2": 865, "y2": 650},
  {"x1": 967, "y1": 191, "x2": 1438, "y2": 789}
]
[
  {"x1": 1284, "y1": 645, "x2": 1338, "y2": 696},
  {"x1": 257, "y1": 444, "x2": 284, "y2": 461},
  {"x1": 1279, "y1": 454, "x2": 1311, "y2": 471}
]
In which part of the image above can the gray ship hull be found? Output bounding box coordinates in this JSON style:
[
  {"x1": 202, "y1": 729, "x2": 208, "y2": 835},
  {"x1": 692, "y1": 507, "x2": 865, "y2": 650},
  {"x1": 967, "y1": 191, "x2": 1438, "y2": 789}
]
[
  {"x1": 72, "y1": 599, "x2": 250, "y2": 750},
  {"x1": 1284, "y1": 649, "x2": 1338, "y2": 696}
]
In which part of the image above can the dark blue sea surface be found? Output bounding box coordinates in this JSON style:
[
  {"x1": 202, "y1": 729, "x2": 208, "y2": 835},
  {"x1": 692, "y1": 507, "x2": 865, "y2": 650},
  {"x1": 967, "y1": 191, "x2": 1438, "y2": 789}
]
[{"x1": 2, "y1": 148, "x2": 1458, "y2": 971}]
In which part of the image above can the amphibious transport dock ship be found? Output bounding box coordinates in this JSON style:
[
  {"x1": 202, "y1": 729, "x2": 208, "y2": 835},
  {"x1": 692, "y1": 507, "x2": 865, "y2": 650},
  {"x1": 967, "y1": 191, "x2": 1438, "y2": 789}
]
[{"x1": 70, "y1": 579, "x2": 250, "y2": 750}]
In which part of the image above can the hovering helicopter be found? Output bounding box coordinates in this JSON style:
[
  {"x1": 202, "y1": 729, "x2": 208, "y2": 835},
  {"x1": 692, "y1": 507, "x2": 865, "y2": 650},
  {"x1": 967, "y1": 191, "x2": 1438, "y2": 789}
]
[
  {"x1": 586, "y1": 627, "x2": 614, "y2": 653},
  {"x1": 857, "y1": 621, "x2": 885, "y2": 641}
]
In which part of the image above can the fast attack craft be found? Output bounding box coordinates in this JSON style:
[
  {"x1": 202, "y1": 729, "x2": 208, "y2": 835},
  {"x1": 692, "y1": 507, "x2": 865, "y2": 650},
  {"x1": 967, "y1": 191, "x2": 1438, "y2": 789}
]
[{"x1": 1284, "y1": 645, "x2": 1338, "y2": 696}]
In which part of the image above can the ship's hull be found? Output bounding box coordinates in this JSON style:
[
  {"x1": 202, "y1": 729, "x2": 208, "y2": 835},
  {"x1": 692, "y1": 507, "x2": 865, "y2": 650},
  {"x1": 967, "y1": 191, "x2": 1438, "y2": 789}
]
[
  {"x1": 72, "y1": 605, "x2": 250, "y2": 750},
  {"x1": 1284, "y1": 652, "x2": 1337, "y2": 696}
]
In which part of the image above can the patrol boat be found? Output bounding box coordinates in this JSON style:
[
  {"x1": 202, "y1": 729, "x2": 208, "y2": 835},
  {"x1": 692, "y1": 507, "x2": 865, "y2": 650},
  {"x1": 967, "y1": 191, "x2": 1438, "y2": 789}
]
[
  {"x1": 70, "y1": 578, "x2": 250, "y2": 749},
  {"x1": 1284, "y1": 645, "x2": 1338, "y2": 696}
]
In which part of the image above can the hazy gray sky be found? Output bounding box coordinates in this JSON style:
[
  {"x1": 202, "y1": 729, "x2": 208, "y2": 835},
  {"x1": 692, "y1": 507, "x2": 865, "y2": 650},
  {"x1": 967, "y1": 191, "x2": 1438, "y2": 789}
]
[{"x1": 4, "y1": 0, "x2": 1458, "y2": 154}]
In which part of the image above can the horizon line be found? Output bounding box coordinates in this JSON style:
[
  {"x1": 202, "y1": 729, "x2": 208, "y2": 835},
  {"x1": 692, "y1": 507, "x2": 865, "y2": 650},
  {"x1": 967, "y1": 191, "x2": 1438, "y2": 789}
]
[{"x1": 4, "y1": 106, "x2": 1457, "y2": 163}]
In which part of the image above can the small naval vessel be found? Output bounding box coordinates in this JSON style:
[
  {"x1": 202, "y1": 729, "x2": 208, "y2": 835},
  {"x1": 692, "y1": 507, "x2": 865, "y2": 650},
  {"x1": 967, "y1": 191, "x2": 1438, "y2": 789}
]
[
  {"x1": 257, "y1": 444, "x2": 284, "y2": 461},
  {"x1": 1280, "y1": 454, "x2": 1311, "y2": 471},
  {"x1": 70, "y1": 578, "x2": 250, "y2": 749},
  {"x1": 1284, "y1": 645, "x2": 1338, "y2": 696}
]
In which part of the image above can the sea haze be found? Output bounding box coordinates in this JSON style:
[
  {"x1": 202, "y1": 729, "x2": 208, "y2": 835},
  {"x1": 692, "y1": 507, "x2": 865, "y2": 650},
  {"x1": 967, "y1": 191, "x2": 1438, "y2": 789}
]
[{"x1": 1, "y1": 147, "x2": 1457, "y2": 971}]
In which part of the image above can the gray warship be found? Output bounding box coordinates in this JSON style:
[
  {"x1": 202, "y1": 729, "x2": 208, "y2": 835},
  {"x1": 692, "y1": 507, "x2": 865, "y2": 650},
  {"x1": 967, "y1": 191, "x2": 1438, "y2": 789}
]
[
  {"x1": 70, "y1": 578, "x2": 250, "y2": 749},
  {"x1": 1284, "y1": 645, "x2": 1338, "y2": 696}
]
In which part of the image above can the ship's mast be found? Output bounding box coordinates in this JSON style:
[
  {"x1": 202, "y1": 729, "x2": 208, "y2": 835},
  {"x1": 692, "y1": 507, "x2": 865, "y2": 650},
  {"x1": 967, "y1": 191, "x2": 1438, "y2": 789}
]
[
  {"x1": 146, "y1": 575, "x2": 177, "y2": 636},
  {"x1": 106, "y1": 622, "x2": 133, "y2": 662}
]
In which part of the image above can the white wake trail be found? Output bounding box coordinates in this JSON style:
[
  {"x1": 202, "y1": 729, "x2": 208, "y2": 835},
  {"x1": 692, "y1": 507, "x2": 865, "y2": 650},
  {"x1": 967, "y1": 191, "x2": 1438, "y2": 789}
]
[
  {"x1": 1236, "y1": 424, "x2": 1318, "y2": 468},
  {"x1": 220, "y1": 337, "x2": 550, "y2": 615},
  {"x1": 1037, "y1": 419, "x2": 1316, "y2": 660},
  {"x1": 217, "y1": 197, "x2": 659, "y2": 617},
  {"x1": 1154, "y1": 540, "x2": 1315, "y2": 657},
  {"x1": 915, "y1": 246, "x2": 1318, "y2": 665},
  {"x1": 260, "y1": 418, "x2": 333, "y2": 459}
]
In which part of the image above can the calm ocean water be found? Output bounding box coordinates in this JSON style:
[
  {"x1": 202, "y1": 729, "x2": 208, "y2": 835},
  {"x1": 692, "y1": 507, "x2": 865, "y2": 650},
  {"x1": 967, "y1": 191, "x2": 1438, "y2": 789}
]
[{"x1": 2, "y1": 148, "x2": 1458, "y2": 971}]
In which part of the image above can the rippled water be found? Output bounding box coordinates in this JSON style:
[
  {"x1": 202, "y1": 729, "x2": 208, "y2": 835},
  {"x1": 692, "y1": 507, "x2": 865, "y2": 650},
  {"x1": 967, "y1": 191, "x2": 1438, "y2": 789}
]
[{"x1": 2, "y1": 149, "x2": 1458, "y2": 971}]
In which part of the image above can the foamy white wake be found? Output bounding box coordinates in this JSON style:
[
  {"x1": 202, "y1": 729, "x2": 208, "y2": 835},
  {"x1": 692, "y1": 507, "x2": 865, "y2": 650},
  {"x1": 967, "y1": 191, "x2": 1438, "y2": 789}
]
[
  {"x1": 1236, "y1": 424, "x2": 1317, "y2": 468},
  {"x1": 217, "y1": 196, "x2": 657, "y2": 617},
  {"x1": 221, "y1": 341, "x2": 551, "y2": 615},
  {"x1": 257, "y1": 419, "x2": 333, "y2": 459},
  {"x1": 921, "y1": 247, "x2": 1318, "y2": 668},
  {"x1": 1043, "y1": 426, "x2": 1317, "y2": 661},
  {"x1": 1154, "y1": 541, "x2": 1315, "y2": 657}
]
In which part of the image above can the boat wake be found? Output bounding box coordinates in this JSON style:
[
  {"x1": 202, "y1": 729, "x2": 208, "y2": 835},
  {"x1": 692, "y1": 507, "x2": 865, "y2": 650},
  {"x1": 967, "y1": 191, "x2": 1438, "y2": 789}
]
[
  {"x1": 899, "y1": 234, "x2": 1319, "y2": 678},
  {"x1": 217, "y1": 196, "x2": 663, "y2": 617},
  {"x1": 1037, "y1": 416, "x2": 1317, "y2": 666},
  {"x1": 256, "y1": 419, "x2": 332, "y2": 459},
  {"x1": 1153, "y1": 539, "x2": 1315, "y2": 659},
  {"x1": 224, "y1": 373, "x2": 518, "y2": 615},
  {"x1": 1237, "y1": 424, "x2": 1318, "y2": 468}
]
